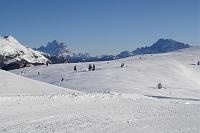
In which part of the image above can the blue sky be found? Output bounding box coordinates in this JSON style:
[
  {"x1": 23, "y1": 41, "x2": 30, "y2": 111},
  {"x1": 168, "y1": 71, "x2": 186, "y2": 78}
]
[{"x1": 0, "y1": 0, "x2": 199, "y2": 55}]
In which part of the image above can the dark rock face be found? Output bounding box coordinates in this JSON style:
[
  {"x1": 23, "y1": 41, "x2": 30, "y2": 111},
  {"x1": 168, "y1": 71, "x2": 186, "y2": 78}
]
[
  {"x1": 1, "y1": 59, "x2": 29, "y2": 71},
  {"x1": 1, "y1": 60, "x2": 46, "y2": 71},
  {"x1": 1, "y1": 63, "x2": 21, "y2": 71}
]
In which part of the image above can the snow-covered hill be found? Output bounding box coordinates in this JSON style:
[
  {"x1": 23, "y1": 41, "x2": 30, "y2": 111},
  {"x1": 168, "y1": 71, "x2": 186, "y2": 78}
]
[
  {"x1": 1, "y1": 47, "x2": 200, "y2": 132},
  {"x1": 11, "y1": 47, "x2": 200, "y2": 98},
  {"x1": 0, "y1": 69, "x2": 72, "y2": 95},
  {"x1": 0, "y1": 35, "x2": 49, "y2": 70}
]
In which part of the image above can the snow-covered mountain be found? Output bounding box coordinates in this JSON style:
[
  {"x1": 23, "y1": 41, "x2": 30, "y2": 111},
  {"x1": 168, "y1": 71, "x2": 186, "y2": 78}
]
[{"x1": 0, "y1": 35, "x2": 50, "y2": 70}]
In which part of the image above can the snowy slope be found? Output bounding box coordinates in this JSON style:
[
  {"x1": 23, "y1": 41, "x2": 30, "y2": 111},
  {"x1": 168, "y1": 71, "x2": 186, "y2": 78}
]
[
  {"x1": 0, "y1": 35, "x2": 49, "y2": 65},
  {"x1": 1, "y1": 47, "x2": 200, "y2": 133},
  {"x1": 11, "y1": 47, "x2": 200, "y2": 99},
  {"x1": 1, "y1": 90, "x2": 199, "y2": 133},
  {"x1": 1, "y1": 69, "x2": 200, "y2": 133},
  {"x1": 0, "y1": 70, "x2": 72, "y2": 95}
]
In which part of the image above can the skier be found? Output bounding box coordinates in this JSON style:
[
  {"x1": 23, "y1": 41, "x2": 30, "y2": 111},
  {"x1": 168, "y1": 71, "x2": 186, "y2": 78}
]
[
  {"x1": 38, "y1": 72, "x2": 40, "y2": 75},
  {"x1": 88, "y1": 64, "x2": 92, "y2": 71},
  {"x1": 74, "y1": 65, "x2": 77, "y2": 72},
  {"x1": 61, "y1": 77, "x2": 64, "y2": 82},
  {"x1": 20, "y1": 71, "x2": 24, "y2": 75},
  {"x1": 92, "y1": 64, "x2": 95, "y2": 71},
  {"x1": 121, "y1": 63, "x2": 124, "y2": 68},
  {"x1": 197, "y1": 61, "x2": 200, "y2": 65}
]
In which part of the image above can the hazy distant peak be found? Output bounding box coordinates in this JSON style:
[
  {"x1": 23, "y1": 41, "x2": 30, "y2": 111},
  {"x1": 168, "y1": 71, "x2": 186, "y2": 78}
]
[{"x1": 34, "y1": 40, "x2": 72, "y2": 57}]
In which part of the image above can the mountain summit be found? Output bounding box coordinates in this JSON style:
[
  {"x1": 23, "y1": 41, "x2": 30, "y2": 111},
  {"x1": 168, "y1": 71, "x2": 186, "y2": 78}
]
[{"x1": 34, "y1": 40, "x2": 72, "y2": 57}]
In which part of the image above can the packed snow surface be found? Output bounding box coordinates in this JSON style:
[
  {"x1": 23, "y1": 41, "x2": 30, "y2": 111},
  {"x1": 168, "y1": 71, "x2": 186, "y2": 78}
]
[{"x1": 1, "y1": 47, "x2": 200, "y2": 132}]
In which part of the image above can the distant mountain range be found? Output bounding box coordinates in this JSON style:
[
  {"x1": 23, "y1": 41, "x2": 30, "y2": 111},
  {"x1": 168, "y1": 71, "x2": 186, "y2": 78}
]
[
  {"x1": 0, "y1": 35, "x2": 190, "y2": 70},
  {"x1": 116, "y1": 39, "x2": 190, "y2": 58},
  {"x1": 34, "y1": 40, "x2": 115, "y2": 63},
  {"x1": 35, "y1": 38, "x2": 190, "y2": 62}
]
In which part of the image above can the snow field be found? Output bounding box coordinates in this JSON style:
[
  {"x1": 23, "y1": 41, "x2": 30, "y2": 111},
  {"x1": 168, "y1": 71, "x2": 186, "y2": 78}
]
[
  {"x1": 1, "y1": 92, "x2": 200, "y2": 133},
  {"x1": 1, "y1": 47, "x2": 200, "y2": 132}
]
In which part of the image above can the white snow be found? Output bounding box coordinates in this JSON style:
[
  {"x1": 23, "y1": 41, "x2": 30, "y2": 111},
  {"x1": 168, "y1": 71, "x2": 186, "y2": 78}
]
[
  {"x1": 10, "y1": 47, "x2": 200, "y2": 99},
  {"x1": 0, "y1": 69, "x2": 72, "y2": 95},
  {"x1": 1, "y1": 47, "x2": 200, "y2": 132},
  {"x1": 0, "y1": 36, "x2": 49, "y2": 64}
]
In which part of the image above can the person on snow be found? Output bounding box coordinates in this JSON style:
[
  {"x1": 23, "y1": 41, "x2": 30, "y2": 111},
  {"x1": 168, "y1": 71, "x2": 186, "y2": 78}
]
[
  {"x1": 20, "y1": 71, "x2": 24, "y2": 75},
  {"x1": 197, "y1": 61, "x2": 200, "y2": 65},
  {"x1": 61, "y1": 77, "x2": 64, "y2": 82},
  {"x1": 88, "y1": 64, "x2": 92, "y2": 71},
  {"x1": 74, "y1": 65, "x2": 77, "y2": 72},
  {"x1": 121, "y1": 63, "x2": 125, "y2": 68},
  {"x1": 38, "y1": 72, "x2": 40, "y2": 75},
  {"x1": 92, "y1": 64, "x2": 95, "y2": 71}
]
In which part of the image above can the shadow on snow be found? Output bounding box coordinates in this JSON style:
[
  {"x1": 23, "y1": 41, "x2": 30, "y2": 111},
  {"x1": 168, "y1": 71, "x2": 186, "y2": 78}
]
[{"x1": 145, "y1": 95, "x2": 200, "y2": 102}]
